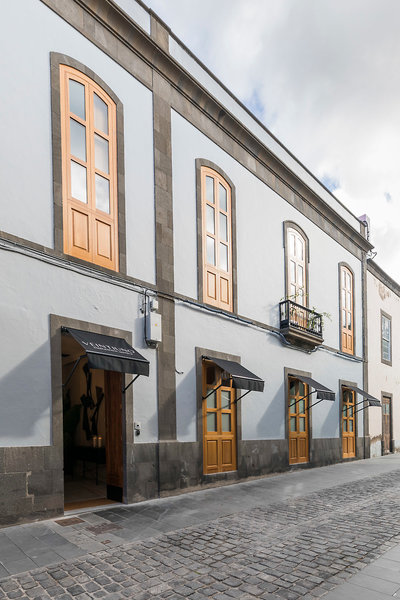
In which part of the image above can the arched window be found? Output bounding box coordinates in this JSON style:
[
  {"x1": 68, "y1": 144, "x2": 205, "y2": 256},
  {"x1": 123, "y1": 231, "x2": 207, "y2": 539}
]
[
  {"x1": 60, "y1": 65, "x2": 118, "y2": 270},
  {"x1": 340, "y1": 265, "x2": 354, "y2": 354},
  {"x1": 201, "y1": 166, "x2": 233, "y2": 311},
  {"x1": 286, "y1": 226, "x2": 307, "y2": 306}
]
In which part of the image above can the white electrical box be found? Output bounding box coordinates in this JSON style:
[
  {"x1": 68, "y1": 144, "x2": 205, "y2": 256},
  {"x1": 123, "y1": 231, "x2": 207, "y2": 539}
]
[{"x1": 146, "y1": 311, "x2": 162, "y2": 343}]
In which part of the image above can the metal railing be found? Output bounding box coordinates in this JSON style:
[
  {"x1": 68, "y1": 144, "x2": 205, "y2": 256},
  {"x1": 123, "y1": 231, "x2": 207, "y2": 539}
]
[{"x1": 279, "y1": 300, "x2": 323, "y2": 337}]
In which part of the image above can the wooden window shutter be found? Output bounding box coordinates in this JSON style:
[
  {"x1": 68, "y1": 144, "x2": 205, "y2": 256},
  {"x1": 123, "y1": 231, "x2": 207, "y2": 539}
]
[
  {"x1": 60, "y1": 65, "x2": 119, "y2": 271},
  {"x1": 201, "y1": 167, "x2": 233, "y2": 311},
  {"x1": 340, "y1": 266, "x2": 354, "y2": 354}
]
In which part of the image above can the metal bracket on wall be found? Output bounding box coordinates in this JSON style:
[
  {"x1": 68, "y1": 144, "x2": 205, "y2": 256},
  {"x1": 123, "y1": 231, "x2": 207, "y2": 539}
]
[
  {"x1": 63, "y1": 355, "x2": 86, "y2": 389},
  {"x1": 232, "y1": 389, "x2": 251, "y2": 405},
  {"x1": 122, "y1": 374, "x2": 140, "y2": 394}
]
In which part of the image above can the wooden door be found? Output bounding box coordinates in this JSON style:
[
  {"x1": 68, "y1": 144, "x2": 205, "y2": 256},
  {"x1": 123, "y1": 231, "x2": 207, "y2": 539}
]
[
  {"x1": 104, "y1": 371, "x2": 123, "y2": 501},
  {"x1": 342, "y1": 388, "x2": 356, "y2": 458},
  {"x1": 288, "y1": 378, "x2": 309, "y2": 465},
  {"x1": 382, "y1": 396, "x2": 392, "y2": 454},
  {"x1": 203, "y1": 361, "x2": 237, "y2": 474}
]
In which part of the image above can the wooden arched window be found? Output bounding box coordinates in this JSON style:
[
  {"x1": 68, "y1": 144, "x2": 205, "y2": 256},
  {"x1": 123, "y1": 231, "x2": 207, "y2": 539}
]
[
  {"x1": 340, "y1": 265, "x2": 354, "y2": 354},
  {"x1": 201, "y1": 167, "x2": 233, "y2": 311},
  {"x1": 287, "y1": 227, "x2": 307, "y2": 306},
  {"x1": 60, "y1": 65, "x2": 118, "y2": 270}
]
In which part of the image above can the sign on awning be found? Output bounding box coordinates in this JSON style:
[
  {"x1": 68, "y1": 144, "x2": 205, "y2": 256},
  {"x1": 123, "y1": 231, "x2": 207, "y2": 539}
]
[
  {"x1": 344, "y1": 385, "x2": 381, "y2": 407},
  {"x1": 295, "y1": 375, "x2": 335, "y2": 402},
  {"x1": 203, "y1": 356, "x2": 264, "y2": 392},
  {"x1": 63, "y1": 327, "x2": 149, "y2": 376}
]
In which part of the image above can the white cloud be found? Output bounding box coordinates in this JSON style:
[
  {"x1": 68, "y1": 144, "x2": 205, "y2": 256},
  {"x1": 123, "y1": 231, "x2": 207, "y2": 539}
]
[{"x1": 143, "y1": 0, "x2": 400, "y2": 281}]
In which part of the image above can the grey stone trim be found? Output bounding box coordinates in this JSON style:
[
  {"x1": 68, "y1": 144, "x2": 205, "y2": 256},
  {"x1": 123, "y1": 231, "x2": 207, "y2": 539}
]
[
  {"x1": 195, "y1": 159, "x2": 238, "y2": 313},
  {"x1": 40, "y1": 0, "x2": 372, "y2": 259},
  {"x1": 150, "y1": 14, "x2": 169, "y2": 52},
  {"x1": 284, "y1": 367, "x2": 313, "y2": 465},
  {"x1": 283, "y1": 221, "x2": 310, "y2": 306},
  {"x1": 50, "y1": 314, "x2": 135, "y2": 507},
  {"x1": 338, "y1": 262, "x2": 357, "y2": 356},
  {"x1": 368, "y1": 259, "x2": 400, "y2": 297},
  {"x1": 153, "y1": 72, "x2": 177, "y2": 442},
  {"x1": 339, "y1": 379, "x2": 360, "y2": 459},
  {"x1": 50, "y1": 52, "x2": 127, "y2": 274},
  {"x1": 380, "y1": 309, "x2": 393, "y2": 366},
  {"x1": 195, "y1": 347, "x2": 243, "y2": 476}
]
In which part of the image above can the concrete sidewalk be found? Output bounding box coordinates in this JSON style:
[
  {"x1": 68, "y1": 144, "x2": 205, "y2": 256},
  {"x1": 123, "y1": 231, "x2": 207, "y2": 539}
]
[{"x1": 0, "y1": 455, "x2": 400, "y2": 598}]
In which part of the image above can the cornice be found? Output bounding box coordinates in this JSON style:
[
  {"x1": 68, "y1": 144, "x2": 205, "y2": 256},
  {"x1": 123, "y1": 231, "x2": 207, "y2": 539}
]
[{"x1": 40, "y1": 0, "x2": 373, "y2": 254}]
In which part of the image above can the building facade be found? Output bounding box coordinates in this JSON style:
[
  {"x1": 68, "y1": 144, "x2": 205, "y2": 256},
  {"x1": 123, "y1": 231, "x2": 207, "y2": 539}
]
[
  {"x1": 0, "y1": 0, "x2": 377, "y2": 526},
  {"x1": 367, "y1": 261, "x2": 400, "y2": 457}
]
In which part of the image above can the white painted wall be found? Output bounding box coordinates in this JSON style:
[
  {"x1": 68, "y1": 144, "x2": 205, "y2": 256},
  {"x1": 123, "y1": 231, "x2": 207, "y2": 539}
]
[
  {"x1": 175, "y1": 303, "x2": 364, "y2": 443},
  {"x1": 0, "y1": 249, "x2": 158, "y2": 447},
  {"x1": 0, "y1": 0, "x2": 155, "y2": 285},
  {"x1": 171, "y1": 110, "x2": 363, "y2": 355},
  {"x1": 367, "y1": 269, "x2": 400, "y2": 456}
]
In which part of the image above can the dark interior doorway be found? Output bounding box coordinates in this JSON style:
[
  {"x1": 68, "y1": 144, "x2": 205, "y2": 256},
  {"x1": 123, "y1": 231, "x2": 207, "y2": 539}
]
[{"x1": 62, "y1": 334, "x2": 123, "y2": 510}]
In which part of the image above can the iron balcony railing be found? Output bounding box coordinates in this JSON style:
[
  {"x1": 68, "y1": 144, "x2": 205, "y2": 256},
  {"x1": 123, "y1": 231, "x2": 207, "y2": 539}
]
[{"x1": 279, "y1": 299, "x2": 323, "y2": 337}]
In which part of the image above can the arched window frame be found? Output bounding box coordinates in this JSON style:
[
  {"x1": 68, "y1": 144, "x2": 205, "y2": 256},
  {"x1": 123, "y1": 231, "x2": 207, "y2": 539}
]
[
  {"x1": 50, "y1": 53, "x2": 126, "y2": 273},
  {"x1": 196, "y1": 159, "x2": 237, "y2": 313},
  {"x1": 283, "y1": 222, "x2": 310, "y2": 307},
  {"x1": 339, "y1": 263, "x2": 355, "y2": 355}
]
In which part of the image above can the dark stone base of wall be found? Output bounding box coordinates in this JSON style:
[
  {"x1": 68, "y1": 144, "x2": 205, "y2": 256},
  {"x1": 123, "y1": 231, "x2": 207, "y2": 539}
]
[
  {"x1": 0, "y1": 436, "x2": 367, "y2": 527},
  {"x1": 0, "y1": 446, "x2": 63, "y2": 527}
]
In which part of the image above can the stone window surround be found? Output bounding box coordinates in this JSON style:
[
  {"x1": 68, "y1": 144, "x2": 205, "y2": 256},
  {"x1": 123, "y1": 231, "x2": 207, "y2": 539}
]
[
  {"x1": 195, "y1": 159, "x2": 238, "y2": 314},
  {"x1": 50, "y1": 52, "x2": 127, "y2": 275},
  {"x1": 338, "y1": 262, "x2": 357, "y2": 356},
  {"x1": 380, "y1": 310, "x2": 392, "y2": 367}
]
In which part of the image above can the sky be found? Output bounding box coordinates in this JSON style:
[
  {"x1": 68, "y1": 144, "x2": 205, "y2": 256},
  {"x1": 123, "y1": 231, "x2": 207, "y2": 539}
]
[{"x1": 142, "y1": 0, "x2": 400, "y2": 283}]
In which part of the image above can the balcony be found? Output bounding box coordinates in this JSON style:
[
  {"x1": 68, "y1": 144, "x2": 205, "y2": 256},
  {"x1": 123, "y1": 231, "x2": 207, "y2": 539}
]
[{"x1": 279, "y1": 300, "x2": 324, "y2": 349}]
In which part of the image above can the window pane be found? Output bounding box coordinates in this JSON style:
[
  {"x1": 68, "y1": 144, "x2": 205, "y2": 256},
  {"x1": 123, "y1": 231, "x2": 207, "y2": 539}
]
[
  {"x1": 95, "y1": 174, "x2": 110, "y2": 213},
  {"x1": 219, "y1": 243, "x2": 228, "y2": 271},
  {"x1": 93, "y1": 93, "x2": 108, "y2": 134},
  {"x1": 299, "y1": 417, "x2": 305, "y2": 432},
  {"x1": 298, "y1": 265, "x2": 304, "y2": 286},
  {"x1": 206, "y1": 366, "x2": 216, "y2": 386},
  {"x1": 221, "y1": 390, "x2": 230, "y2": 410},
  {"x1": 206, "y1": 176, "x2": 214, "y2": 203},
  {"x1": 347, "y1": 312, "x2": 352, "y2": 330},
  {"x1": 289, "y1": 233, "x2": 295, "y2": 257},
  {"x1": 290, "y1": 416, "x2": 296, "y2": 432},
  {"x1": 94, "y1": 134, "x2": 109, "y2": 174},
  {"x1": 206, "y1": 205, "x2": 215, "y2": 234},
  {"x1": 349, "y1": 406, "x2": 353, "y2": 416},
  {"x1": 342, "y1": 269, "x2": 346, "y2": 288},
  {"x1": 207, "y1": 413, "x2": 217, "y2": 432},
  {"x1": 220, "y1": 212, "x2": 228, "y2": 241},
  {"x1": 222, "y1": 413, "x2": 231, "y2": 432},
  {"x1": 69, "y1": 79, "x2": 85, "y2": 120},
  {"x1": 342, "y1": 289, "x2": 346, "y2": 309},
  {"x1": 349, "y1": 420, "x2": 354, "y2": 432},
  {"x1": 298, "y1": 399, "x2": 305, "y2": 414},
  {"x1": 342, "y1": 309, "x2": 347, "y2": 327},
  {"x1": 347, "y1": 292, "x2": 352, "y2": 310},
  {"x1": 297, "y1": 237, "x2": 304, "y2": 260},
  {"x1": 342, "y1": 405, "x2": 347, "y2": 416},
  {"x1": 206, "y1": 390, "x2": 216, "y2": 409},
  {"x1": 343, "y1": 420, "x2": 347, "y2": 432},
  {"x1": 219, "y1": 184, "x2": 227, "y2": 211},
  {"x1": 346, "y1": 272, "x2": 351, "y2": 289},
  {"x1": 289, "y1": 380, "x2": 296, "y2": 396},
  {"x1": 299, "y1": 382, "x2": 305, "y2": 396},
  {"x1": 290, "y1": 261, "x2": 296, "y2": 285},
  {"x1": 207, "y1": 236, "x2": 215, "y2": 265},
  {"x1": 70, "y1": 161, "x2": 87, "y2": 203},
  {"x1": 70, "y1": 119, "x2": 86, "y2": 161},
  {"x1": 290, "y1": 284, "x2": 296, "y2": 297},
  {"x1": 382, "y1": 340, "x2": 390, "y2": 361}
]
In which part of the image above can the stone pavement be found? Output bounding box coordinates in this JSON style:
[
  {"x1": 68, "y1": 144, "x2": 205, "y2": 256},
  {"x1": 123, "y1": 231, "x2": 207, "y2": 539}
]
[{"x1": 2, "y1": 456, "x2": 400, "y2": 599}]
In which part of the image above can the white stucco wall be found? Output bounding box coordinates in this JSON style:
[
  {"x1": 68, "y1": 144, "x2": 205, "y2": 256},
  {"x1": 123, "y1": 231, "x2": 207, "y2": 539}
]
[
  {"x1": 0, "y1": 249, "x2": 158, "y2": 447},
  {"x1": 367, "y1": 269, "x2": 400, "y2": 456},
  {"x1": 0, "y1": 0, "x2": 155, "y2": 285},
  {"x1": 171, "y1": 110, "x2": 363, "y2": 355},
  {"x1": 175, "y1": 303, "x2": 364, "y2": 443}
]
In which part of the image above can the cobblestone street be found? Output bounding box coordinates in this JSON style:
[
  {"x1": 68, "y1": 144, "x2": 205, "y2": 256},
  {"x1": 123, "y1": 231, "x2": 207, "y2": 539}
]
[{"x1": 2, "y1": 457, "x2": 400, "y2": 599}]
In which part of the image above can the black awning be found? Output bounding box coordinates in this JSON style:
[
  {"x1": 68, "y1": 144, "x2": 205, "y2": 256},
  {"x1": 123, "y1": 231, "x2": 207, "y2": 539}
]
[
  {"x1": 294, "y1": 375, "x2": 335, "y2": 402},
  {"x1": 344, "y1": 385, "x2": 381, "y2": 407},
  {"x1": 63, "y1": 327, "x2": 150, "y2": 376},
  {"x1": 203, "y1": 356, "x2": 264, "y2": 392}
]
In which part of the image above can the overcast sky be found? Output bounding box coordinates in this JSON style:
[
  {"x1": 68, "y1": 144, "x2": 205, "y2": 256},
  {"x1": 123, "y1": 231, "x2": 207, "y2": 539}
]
[{"x1": 143, "y1": 0, "x2": 400, "y2": 282}]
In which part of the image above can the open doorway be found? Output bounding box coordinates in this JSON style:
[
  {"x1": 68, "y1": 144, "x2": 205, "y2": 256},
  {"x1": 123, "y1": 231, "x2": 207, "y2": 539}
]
[{"x1": 62, "y1": 333, "x2": 123, "y2": 510}]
